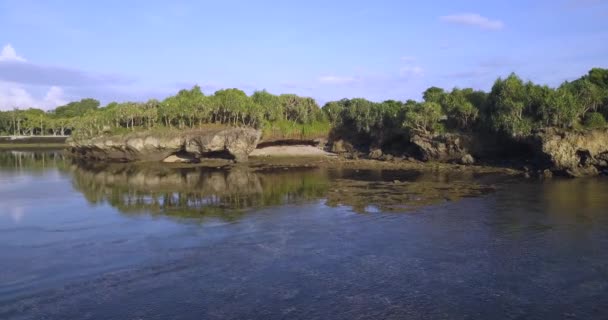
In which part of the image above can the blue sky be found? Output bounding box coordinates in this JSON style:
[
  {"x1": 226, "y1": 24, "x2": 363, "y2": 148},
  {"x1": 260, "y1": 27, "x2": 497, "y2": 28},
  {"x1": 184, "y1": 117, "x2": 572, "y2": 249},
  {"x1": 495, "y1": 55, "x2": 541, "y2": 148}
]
[{"x1": 0, "y1": 0, "x2": 607, "y2": 110}]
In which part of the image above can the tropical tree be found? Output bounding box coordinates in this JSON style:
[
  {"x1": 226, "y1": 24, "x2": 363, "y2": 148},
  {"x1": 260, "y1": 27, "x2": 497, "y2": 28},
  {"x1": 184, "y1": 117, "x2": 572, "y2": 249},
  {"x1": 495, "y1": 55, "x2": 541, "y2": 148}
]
[
  {"x1": 403, "y1": 102, "x2": 444, "y2": 134},
  {"x1": 442, "y1": 89, "x2": 479, "y2": 130}
]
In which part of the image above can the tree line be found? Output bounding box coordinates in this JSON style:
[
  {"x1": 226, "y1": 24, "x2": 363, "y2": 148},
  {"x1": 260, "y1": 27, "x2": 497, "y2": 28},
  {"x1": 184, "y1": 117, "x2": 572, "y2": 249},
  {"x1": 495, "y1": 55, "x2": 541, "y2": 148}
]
[{"x1": 1, "y1": 68, "x2": 607, "y2": 142}]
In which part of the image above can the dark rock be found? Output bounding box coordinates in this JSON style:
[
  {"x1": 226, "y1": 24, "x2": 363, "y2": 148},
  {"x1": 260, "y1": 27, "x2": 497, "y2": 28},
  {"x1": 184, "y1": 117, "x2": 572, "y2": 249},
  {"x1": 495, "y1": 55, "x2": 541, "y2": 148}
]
[
  {"x1": 381, "y1": 154, "x2": 394, "y2": 161},
  {"x1": 409, "y1": 132, "x2": 474, "y2": 162},
  {"x1": 330, "y1": 139, "x2": 355, "y2": 154}
]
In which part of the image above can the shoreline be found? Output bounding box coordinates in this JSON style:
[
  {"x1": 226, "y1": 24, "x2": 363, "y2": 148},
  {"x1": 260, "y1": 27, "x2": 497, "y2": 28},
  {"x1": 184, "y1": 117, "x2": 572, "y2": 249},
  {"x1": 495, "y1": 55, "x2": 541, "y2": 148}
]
[
  {"x1": 0, "y1": 144, "x2": 527, "y2": 177},
  {"x1": 0, "y1": 143, "x2": 67, "y2": 149},
  {"x1": 0, "y1": 142, "x2": 565, "y2": 178},
  {"x1": 73, "y1": 153, "x2": 523, "y2": 177},
  {"x1": 0, "y1": 136, "x2": 69, "y2": 149}
]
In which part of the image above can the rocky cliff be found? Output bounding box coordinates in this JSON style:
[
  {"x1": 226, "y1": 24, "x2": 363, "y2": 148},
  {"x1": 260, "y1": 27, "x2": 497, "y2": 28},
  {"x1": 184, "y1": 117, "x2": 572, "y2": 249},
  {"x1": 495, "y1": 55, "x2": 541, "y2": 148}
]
[
  {"x1": 527, "y1": 128, "x2": 608, "y2": 177},
  {"x1": 327, "y1": 127, "x2": 608, "y2": 177},
  {"x1": 67, "y1": 127, "x2": 261, "y2": 163}
]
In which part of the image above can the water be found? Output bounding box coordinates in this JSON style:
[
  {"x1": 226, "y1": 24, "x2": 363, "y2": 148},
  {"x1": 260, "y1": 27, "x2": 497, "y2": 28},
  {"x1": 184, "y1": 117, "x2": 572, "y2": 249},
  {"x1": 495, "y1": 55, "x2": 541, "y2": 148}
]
[{"x1": 1, "y1": 150, "x2": 608, "y2": 319}]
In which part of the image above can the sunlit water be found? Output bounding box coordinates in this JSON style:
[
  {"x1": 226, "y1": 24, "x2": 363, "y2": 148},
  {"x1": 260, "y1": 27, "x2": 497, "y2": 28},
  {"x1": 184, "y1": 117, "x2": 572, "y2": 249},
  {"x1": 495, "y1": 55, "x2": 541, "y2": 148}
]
[{"x1": 2, "y1": 150, "x2": 608, "y2": 319}]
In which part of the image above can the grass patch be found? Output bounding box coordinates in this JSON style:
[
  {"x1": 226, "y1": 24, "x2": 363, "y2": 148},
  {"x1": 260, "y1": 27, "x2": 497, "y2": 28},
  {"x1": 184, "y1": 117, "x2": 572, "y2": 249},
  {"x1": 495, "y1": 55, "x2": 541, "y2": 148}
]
[{"x1": 262, "y1": 120, "x2": 330, "y2": 141}]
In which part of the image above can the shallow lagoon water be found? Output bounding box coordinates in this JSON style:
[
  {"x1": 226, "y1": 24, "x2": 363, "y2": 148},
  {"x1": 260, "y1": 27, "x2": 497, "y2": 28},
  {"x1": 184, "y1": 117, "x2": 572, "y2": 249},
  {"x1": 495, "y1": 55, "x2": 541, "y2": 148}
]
[{"x1": 1, "y1": 150, "x2": 608, "y2": 319}]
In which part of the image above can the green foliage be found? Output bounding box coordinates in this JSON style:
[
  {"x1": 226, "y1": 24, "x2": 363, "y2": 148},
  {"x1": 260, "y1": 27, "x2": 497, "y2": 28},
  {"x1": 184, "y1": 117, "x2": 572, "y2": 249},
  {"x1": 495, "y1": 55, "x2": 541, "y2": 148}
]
[
  {"x1": 584, "y1": 112, "x2": 607, "y2": 129},
  {"x1": 252, "y1": 90, "x2": 282, "y2": 122},
  {"x1": 403, "y1": 102, "x2": 445, "y2": 134},
  {"x1": 485, "y1": 73, "x2": 531, "y2": 136},
  {"x1": 423, "y1": 87, "x2": 446, "y2": 104},
  {"x1": 54, "y1": 98, "x2": 100, "y2": 118},
  {"x1": 441, "y1": 88, "x2": 479, "y2": 130},
  {"x1": 0, "y1": 86, "x2": 329, "y2": 139},
  {"x1": 586, "y1": 68, "x2": 608, "y2": 89},
  {"x1": 262, "y1": 119, "x2": 331, "y2": 140},
  {"x1": 2, "y1": 68, "x2": 607, "y2": 143}
]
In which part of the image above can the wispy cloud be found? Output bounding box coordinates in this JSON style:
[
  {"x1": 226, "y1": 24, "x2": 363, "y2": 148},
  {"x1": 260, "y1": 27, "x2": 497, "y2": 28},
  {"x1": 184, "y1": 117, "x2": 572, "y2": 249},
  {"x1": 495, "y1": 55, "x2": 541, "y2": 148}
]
[
  {"x1": 0, "y1": 44, "x2": 26, "y2": 62},
  {"x1": 0, "y1": 62, "x2": 133, "y2": 87},
  {"x1": 0, "y1": 44, "x2": 137, "y2": 110},
  {"x1": 565, "y1": 0, "x2": 607, "y2": 9},
  {"x1": 440, "y1": 13, "x2": 504, "y2": 30},
  {"x1": 0, "y1": 44, "x2": 133, "y2": 87},
  {"x1": 318, "y1": 75, "x2": 359, "y2": 85},
  {"x1": 446, "y1": 57, "x2": 520, "y2": 79},
  {"x1": 400, "y1": 66, "x2": 424, "y2": 77},
  {"x1": 400, "y1": 56, "x2": 416, "y2": 62},
  {"x1": 446, "y1": 69, "x2": 494, "y2": 79},
  {"x1": 478, "y1": 57, "x2": 519, "y2": 68}
]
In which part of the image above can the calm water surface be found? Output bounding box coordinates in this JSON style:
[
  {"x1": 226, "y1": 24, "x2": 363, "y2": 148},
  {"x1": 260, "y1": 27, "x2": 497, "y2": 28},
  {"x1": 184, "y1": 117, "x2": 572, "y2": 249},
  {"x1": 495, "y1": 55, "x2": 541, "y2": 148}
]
[{"x1": 1, "y1": 150, "x2": 608, "y2": 319}]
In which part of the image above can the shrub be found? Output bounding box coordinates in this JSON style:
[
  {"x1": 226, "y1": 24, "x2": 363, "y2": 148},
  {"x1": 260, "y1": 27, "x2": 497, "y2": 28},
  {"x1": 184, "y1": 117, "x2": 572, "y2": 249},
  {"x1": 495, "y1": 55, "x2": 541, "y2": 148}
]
[{"x1": 584, "y1": 112, "x2": 607, "y2": 129}]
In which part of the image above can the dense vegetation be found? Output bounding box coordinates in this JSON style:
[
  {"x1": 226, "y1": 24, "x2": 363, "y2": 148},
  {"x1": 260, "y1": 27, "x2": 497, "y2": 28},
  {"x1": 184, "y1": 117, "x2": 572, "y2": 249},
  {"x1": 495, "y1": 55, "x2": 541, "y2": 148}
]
[
  {"x1": 326, "y1": 68, "x2": 608, "y2": 150},
  {"x1": 1, "y1": 68, "x2": 607, "y2": 144}
]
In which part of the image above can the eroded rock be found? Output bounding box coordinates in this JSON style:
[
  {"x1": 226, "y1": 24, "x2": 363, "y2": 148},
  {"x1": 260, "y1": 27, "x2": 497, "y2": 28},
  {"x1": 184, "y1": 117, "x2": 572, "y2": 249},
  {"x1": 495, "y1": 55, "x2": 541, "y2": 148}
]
[
  {"x1": 527, "y1": 128, "x2": 608, "y2": 177},
  {"x1": 409, "y1": 132, "x2": 474, "y2": 162},
  {"x1": 368, "y1": 148, "x2": 383, "y2": 160},
  {"x1": 68, "y1": 127, "x2": 261, "y2": 163}
]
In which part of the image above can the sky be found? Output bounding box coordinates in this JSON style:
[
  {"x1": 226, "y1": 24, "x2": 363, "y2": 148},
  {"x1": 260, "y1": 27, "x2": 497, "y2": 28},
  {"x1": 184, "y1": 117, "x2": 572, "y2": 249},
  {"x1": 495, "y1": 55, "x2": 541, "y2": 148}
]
[{"x1": 0, "y1": 0, "x2": 607, "y2": 110}]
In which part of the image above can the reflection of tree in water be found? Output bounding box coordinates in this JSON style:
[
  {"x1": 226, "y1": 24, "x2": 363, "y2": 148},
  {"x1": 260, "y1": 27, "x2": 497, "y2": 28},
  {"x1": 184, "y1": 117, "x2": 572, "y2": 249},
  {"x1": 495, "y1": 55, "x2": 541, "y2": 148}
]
[
  {"x1": 69, "y1": 164, "x2": 331, "y2": 220},
  {"x1": 0, "y1": 150, "x2": 68, "y2": 171},
  {"x1": 0, "y1": 150, "x2": 500, "y2": 219},
  {"x1": 70, "y1": 163, "x2": 499, "y2": 220}
]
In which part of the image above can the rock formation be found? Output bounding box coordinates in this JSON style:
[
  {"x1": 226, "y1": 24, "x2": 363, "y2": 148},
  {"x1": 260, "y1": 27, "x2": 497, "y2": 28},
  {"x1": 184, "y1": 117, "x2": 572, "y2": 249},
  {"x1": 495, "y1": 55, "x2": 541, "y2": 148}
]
[
  {"x1": 67, "y1": 127, "x2": 261, "y2": 163},
  {"x1": 527, "y1": 128, "x2": 608, "y2": 177},
  {"x1": 409, "y1": 132, "x2": 475, "y2": 163}
]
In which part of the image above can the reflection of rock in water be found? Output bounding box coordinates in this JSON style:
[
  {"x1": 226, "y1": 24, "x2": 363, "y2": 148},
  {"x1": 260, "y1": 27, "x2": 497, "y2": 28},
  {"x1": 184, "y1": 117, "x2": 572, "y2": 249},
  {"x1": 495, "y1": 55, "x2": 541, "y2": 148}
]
[
  {"x1": 325, "y1": 171, "x2": 497, "y2": 213},
  {"x1": 69, "y1": 163, "x2": 331, "y2": 220},
  {"x1": 70, "y1": 162, "x2": 499, "y2": 220}
]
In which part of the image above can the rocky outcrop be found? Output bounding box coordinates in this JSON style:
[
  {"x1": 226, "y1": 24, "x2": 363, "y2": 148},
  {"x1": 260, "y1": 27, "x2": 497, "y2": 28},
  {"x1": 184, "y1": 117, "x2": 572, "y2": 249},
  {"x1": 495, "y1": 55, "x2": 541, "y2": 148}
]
[
  {"x1": 409, "y1": 132, "x2": 475, "y2": 163},
  {"x1": 330, "y1": 139, "x2": 356, "y2": 155},
  {"x1": 67, "y1": 127, "x2": 261, "y2": 163},
  {"x1": 527, "y1": 128, "x2": 608, "y2": 177},
  {"x1": 459, "y1": 154, "x2": 475, "y2": 165}
]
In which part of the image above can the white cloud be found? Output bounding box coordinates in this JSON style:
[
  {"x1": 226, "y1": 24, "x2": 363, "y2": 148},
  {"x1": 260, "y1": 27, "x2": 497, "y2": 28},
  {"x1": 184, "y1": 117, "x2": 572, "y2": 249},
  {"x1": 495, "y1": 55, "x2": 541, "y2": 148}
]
[
  {"x1": 318, "y1": 75, "x2": 358, "y2": 85},
  {"x1": 0, "y1": 44, "x2": 26, "y2": 62},
  {"x1": 400, "y1": 56, "x2": 416, "y2": 62},
  {"x1": 400, "y1": 66, "x2": 425, "y2": 77},
  {"x1": 440, "y1": 13, "x2": 504, "y2": 30},
  {"x1": 0, "y1": 82, "x2": 67, "y2": 110},
  {"x1": 43, "y1": 86, "x2": 68, "y2": 107}
]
